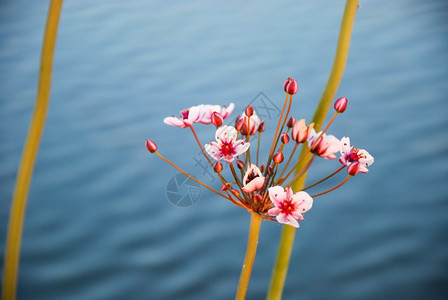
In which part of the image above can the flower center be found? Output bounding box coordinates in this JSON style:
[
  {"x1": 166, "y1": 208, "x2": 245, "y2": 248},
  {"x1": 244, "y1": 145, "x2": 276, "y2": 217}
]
[
  {"x1": 279, "y1": 199, "x2": 296, "y2": 216},
  {"x1": 221, "y1": 141, "x2": 235, "y2": 156},
  {"x1": 347, "y1": 148, "x2": 366, "y2": 162},
  {"x1": 245, "y1": 170, "x2": 259, "y2": 185}
]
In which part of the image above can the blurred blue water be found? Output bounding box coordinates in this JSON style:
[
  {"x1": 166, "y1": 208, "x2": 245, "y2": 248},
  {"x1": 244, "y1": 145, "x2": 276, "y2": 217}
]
[{"x1": 1, "y1": 0, "x2": 447, "y2": 299}]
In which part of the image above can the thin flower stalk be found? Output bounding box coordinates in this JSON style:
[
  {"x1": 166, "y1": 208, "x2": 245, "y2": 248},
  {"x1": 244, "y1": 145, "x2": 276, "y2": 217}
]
[
  {"x1": 2, "y1": 1, "x2": 64, "y2": 299},
  {"x1": 267, "y1": 1, "x2": 360, "y2": 299}
]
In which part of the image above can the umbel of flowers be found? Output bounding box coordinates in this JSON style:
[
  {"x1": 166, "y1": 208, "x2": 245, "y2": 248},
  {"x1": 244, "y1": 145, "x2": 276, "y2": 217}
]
[{"x1": 146, "y1": 78, "x2": 373, "y2": 228}]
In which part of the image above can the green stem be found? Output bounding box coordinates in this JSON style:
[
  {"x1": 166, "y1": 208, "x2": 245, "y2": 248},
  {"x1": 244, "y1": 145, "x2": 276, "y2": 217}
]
[
  {"x1": 2, "y1": 1, "x2": 63, "y2": 299},
  {"x1": 235, "y1": 213, "x2": 262, "y2": 300},
  {"x1": 266, "y1": 1, "x2": 359, "y2": 299}
]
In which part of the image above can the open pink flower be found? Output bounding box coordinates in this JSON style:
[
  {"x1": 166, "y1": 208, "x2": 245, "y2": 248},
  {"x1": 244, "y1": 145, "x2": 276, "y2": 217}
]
[
  {"x1": 267, "y1": 186, "x2": 313, "y2": 228},
  {"x1": 164, "y1": 103, "x2": 234, "y2": 128},
  {"x1": 339, "y1": 137, "x2": 374, "y2": 173},
  {"x1": 205, "y1": 125, "x2": 250, "y2": 163},
  {"x1": 242, "y1": 164, "x2": 265, "y2": 193},
  {"x1": 307, "y1": 128, "x2": 340, "y2": 159}
]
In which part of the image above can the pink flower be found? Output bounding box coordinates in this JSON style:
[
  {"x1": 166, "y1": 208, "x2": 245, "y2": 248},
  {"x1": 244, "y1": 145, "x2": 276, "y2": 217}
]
[
  {"x1": 267, "y1": 186, "x2": 313, "y2": 228},
  {"x1": 235, "y1": 111, "x2": 262, "y2": 135},
  {"x1": 307, "y1": 128, "x2": 340, "y2": 159},
  {"x1": 164, "y1": 103, "x2": 234, "y2": 128},
  {"x1": 205, "y1": 125, "x2": 250, "y2": 163},
  {"x1": 242, "y1": 164, "x2": 265, "y2": 193},
  {"x1": 291, "y1": 119, "x2": 314, "y2": 143},
  {"x1": 339, "y1": 137, "x2": 374, "y2": 173}
]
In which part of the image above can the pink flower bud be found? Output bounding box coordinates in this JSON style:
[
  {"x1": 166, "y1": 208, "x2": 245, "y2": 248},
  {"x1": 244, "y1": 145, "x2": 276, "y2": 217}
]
[
  {"x1": 145, "y1": 139, "x2": 157, "y2": 153},
  {"x1": 273, "y1": 152, "x2": 284, "y2": 164},
  {"x1": 245, "y1": 105, "x2": 254, "y2": 117},
  {"x1": 287, "y1": 116, "x2": 296, "y2": 128},
  {"x1": 211, "y1": 112, "x2": 223, "y2": 127},
  {"x1": 258, "y1": 121, "x2": 265, "y2": 133},
  {"x1": 259, "y1": 163, "x2": 265, "y2": 173},
  {"x1": 334, "y1": 97, "x2": 348, "y2": 113},
  {"x1": 253, "y1": 194, "x2": 262, "y2": 202},
  {"x1": 236, "y1": 159, "x2": 245, "y2": 170},
  {"x1": 281, "y1": 133, "x2": 290, "y2": 144},
  {"x1": 267, "y1": 166, "x2": 273, "y2": 176},
  {"x1": 214, "y1": 161, "x2": 223, "y2": 173},
  {"x1": 235, "y1": 118, "x2": 244, "y2": 131},
  {"x1": 347, "y1": 162, "x2": 360, "y2": 176},
  {"x1": 221, "y1": 183, "x2": 231, "y2": 191},
  {"x1": 283, "y1": 77, "x2": 298, "y2": 95},
  {"x1": 292, "y1": 119, "x2": 313, "y2": 143}
]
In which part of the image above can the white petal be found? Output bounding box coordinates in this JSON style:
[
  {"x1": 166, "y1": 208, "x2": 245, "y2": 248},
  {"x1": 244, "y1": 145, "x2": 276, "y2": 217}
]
[
  {"x1": 205, "y1": 143, "x2": 222, "y2": 161},
  {"x1": 216, "y1": 125, "x2": 237, "y2": 143},
  {"x1": 267, "y1": 207, "x2": 281, "y2": 216},
  {"x1": 292, "y1": 191, "x2": 313, "y2": 213},
  {"x1": 268, "y1": 186, "x2": 286, "y2": 206},
  {"x1": 233, "y1": 141, "x2": 250, "y2": 157},
  {"x1": 221, "y1": 103, "x2": 235, "y2": 118}
]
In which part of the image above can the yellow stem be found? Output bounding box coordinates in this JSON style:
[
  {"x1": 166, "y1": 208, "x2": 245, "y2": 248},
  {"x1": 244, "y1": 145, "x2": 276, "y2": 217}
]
[
  {"x1": 2, "y1": 1, "x2": 64, "y2": 299},
  {"x1": 235, "y1": 213, "x2": 262, "y2": 300},
  {"x1": 266, "y1": 1, "x2": 359, "y2": 299}
]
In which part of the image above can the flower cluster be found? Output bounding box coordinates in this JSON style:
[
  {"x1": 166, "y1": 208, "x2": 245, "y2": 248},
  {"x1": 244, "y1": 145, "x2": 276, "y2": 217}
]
[{"x1": 146, "y1": 78, "x2": 374, "y2": 228}]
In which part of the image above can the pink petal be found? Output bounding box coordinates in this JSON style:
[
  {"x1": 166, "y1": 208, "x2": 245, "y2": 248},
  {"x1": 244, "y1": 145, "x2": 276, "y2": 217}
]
[
  {"x1": 242, "y1": 177, "x2": 265, "y2": 192},
  {"x1": 221, "y1": 103, "x2": 235, "y2": 119},
  {"x1": 268, "y1": 207, "x2": 281, "y2": 216},
  {"x1": 233, "y1": 141, "x2": 250, "y2": 157},
  {"x1": 163, "y1": 117, "x2": 187, "y2": 128},
  {"x1": 205, "y1": 142, "x2": 222, "y2": 161}
]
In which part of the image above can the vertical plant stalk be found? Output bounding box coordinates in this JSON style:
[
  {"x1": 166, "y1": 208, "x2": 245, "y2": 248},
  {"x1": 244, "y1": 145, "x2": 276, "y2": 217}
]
[
  {"x1": 2, "y1": 1, "x2": 63, "y2": 299},
  {"x1": 235, "y1": 213, "x2": 262, "y2": 300},
  {"x1": 266, "y1": 1, "x2": 359, "y2": 299}
]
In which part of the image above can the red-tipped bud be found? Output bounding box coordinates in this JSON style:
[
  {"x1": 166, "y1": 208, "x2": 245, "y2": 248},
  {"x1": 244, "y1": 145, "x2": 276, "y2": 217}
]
[
  {"x1": 221, "y1": 183, "x2": 231, "y2": 191},
  {"x1": 211, "y1": 112, "x2": 224, "y2": 127},
  {"x1": 273, "y1": 152, "x2": 284, "y2": 164},
  {"x1": 267, "y1": 166, "x2": 273, "y2": 176},
  {"x1": 230, "y1": 189, "x2": 240, "y2": 198},
  {"x1": 281, "y1": 133, "x2": 290, "y2": 144},
  {"x1": 334, "y1": 97, "x2": 348, "y2": 113},
  {"x1": 235, "y1": 118, "x2": 244, "y2": 131},
  {"x1": 287, "y1": 116, "x2": 296, "y2": 128},
  {"x1": 258, "y1": 121, "x2": 266, "y2": 133},
  {"x1": 214, "y1": 161, "x2": 223, "y2": 173},
  {"x1": 145, "y1": 139, "x2": 157, "y2": 153},
  {"x1": 347, "y1": 162, "x2": 360, "y2": 176},
  {"x1": 245, "y1": 105, "x2": 254, "y2": 117},
  {"x1": 236, "y1": 159, "x2": 245, "y2": 170},
  {"x1": 253, "y1": 194, "x2": 262, "y2": 202},
  {"x1": 283, "y1": 77, "x2": 298, "y2": 95},
  {"x1": 259, "y1": 164, "x2": 265, "y2": 173}
]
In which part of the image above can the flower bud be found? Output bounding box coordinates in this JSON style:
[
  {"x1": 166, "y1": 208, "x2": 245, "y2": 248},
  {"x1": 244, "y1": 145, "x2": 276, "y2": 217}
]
[
  {"x1": 221, "y1": 183, "x2": 231, "y2": 191},
  {"x1": 211, "y1": 112, "x2": 223, "y2": 127},
  {"x1": 334, "y1": 97, "x2": 348, "y2": 113},
  {"x1": 236, "y1": 159, "x2": 245, "y2": 170},
  {"x1": 259, "y1": 163, "x2": 265, "y2": 173},
  {"x1": 145, "y1": 139, "x2": 157, "y2": 153},
  {"x1": 253, "y1": 194, "x2": 262, "y2": 202},
  {"x1": 273, "y1": 152, "x2": 284, "y2": 164},
  {"x1": 347, "y1": 162, "x2": 360, "y2": 176},
  {"x1": 231, "y1": 189, "x2": 240, "y2": 198},
  {"x1": 287, "y1": 116, "x2": 296, "y2": 128},
  {"x1": 214, "y1": 161, "x2": 223, "y2": 173},
  {"x1": 283, "y1": 77, "x2": 298, "y2": 95},
  {"x1": 267, "y1": 166, "x2": 273, "y2": 176},
  {"x1": 281, "y1": 133, "x2": 290, "y2": 144},
  {"x1": 245, "y1": 105, "x2": 254, "y2": 117},
  {"x1": 258, "y1": 121, "x2": 265, "y2": 133},
  {"x1": 235, "y1": 118, "x2": 244, "y2": 131}
]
